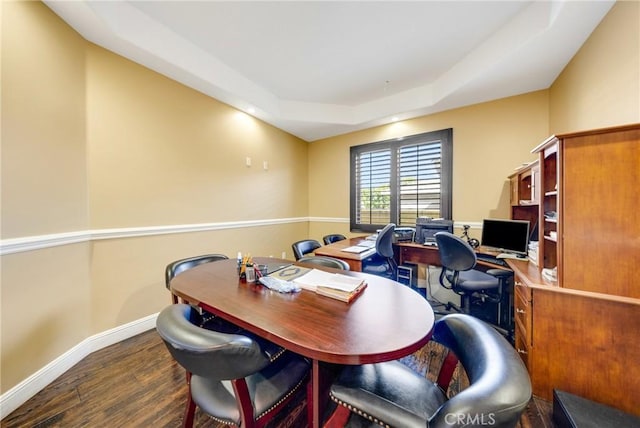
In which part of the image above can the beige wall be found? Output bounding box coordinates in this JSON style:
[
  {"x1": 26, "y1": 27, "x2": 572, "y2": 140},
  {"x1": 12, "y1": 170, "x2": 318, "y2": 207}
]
[
  {"x1": 1, "y1": 1, "x2": 309, "y2": 394},
  {"x1": 1, "y1": 0, "x2": 88, "y2": 238},
  {"x1": 549, "y1": 0, "x2": 640, "y2": 133},
  {"x1": 1, "y1": 0, "x2": 638, "y2": 400},
  {"x1": 309, "y1": 91, "x2": 550, "y2": 241},
  {"x1": 1, "y1": 1, "x2": 92, "y2": 393}
]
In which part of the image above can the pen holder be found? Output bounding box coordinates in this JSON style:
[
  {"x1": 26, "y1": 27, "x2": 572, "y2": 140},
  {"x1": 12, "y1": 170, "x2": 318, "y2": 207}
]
[{"x1": 245, "y1": 266, "x2": 256, "y2": 283}]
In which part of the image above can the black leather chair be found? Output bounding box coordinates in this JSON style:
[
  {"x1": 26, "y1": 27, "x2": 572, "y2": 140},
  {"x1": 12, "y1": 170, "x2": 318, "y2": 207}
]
[
  {"x1": 434, "y1": 232, "x2": 512, "y2": 315},
  {"x1": 325, "y1": 313, "x2": 532, "y2": 428},
  {"x1": 165, "y1": 254, "x2": 229, "y2": 304},
  {"x1": 165, "y1": 254, "x2": 285, "y2": 360},
  {"x1": 291, "y1": 239, "x2": 322, "y2": 260},
  {"x1": 323, "y1": 234, "x2": 347, "y2": 245},
  {"x1": 298, "y1": 255, "x2": 350, "y2": 270},
  {"x1": 156, "y1": 304, "x2": 311, "y2": 428}
]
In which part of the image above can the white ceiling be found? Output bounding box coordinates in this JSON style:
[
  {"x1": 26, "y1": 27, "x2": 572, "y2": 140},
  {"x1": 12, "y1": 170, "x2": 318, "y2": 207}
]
[{"x1": 44, "y1": 1, "x2": 615, "y2": 142}]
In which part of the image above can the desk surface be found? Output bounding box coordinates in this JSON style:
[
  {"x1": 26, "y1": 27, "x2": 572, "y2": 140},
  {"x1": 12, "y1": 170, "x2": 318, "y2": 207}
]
[
  {"x1": 170, "y1": 257, "x2": 434, "y2": 365},
  {"x1": 314, "y1": 237, "x2": 375, "y2": 260}
]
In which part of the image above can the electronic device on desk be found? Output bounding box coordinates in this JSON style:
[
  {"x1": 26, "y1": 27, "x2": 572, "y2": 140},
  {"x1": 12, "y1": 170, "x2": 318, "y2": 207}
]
[
  {"x1": 480, "y1": 218, "x2": 530, "y2": 260},
  {"x1": 415, "y1": 217, "x2": 454, "y2": 245},
  {"x1": 394, "y1": 227, "x2": 415, "y2": 242},
  {"x1": 475, "y1": 253, "x2": 509, "y2": 267}
]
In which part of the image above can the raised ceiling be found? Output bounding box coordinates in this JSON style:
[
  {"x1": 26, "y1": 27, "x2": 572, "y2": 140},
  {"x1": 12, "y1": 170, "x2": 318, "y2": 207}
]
[{"x1": 45, "y1": 1, "x2": 615, "y2": 141}]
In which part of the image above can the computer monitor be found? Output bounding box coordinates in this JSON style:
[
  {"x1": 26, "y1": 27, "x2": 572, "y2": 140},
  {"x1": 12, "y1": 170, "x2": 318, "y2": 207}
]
[
  {"x1": 480, "y1": 218, "x2": 530, "y2": 256},
  {"x1": 414, "y1": 218, "x2": 454, "y2": 244}
]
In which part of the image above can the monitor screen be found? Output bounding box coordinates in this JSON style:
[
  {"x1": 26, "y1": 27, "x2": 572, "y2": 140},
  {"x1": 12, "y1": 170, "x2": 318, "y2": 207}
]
[{"x1": 480, "y1": 219, "x2": 530, "y2": 255}]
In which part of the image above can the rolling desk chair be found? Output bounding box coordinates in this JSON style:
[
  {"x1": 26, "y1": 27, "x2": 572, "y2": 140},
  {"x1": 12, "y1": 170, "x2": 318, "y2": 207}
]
[
  {"x1": 434, "y1": 232, "x2": 513, "y2": 339},
  {"x1": 362, "y1": 223, "x2": 397, "y2": 280}
]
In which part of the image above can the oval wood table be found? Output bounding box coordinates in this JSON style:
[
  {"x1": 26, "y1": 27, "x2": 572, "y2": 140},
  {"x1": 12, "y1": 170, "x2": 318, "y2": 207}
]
[{"x1": 170, "y1": 257, "x2": 435, "y2": 427}]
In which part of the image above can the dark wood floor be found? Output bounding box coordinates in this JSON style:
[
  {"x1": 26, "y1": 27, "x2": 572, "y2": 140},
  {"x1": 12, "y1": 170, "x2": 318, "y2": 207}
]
[{"x1": 2, "y1": 329, "x2": 553, "y2": 427}]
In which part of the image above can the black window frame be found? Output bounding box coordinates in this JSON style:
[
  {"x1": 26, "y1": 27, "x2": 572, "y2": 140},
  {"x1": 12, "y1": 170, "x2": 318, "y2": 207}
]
[{"x1": 349, "y1": 128, "x2": 453, "y2": 233}]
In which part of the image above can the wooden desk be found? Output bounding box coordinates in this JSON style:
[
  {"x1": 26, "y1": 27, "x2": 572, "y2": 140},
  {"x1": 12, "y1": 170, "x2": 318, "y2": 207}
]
[
  {"x1": 314, "y1": 237, "x2": 376, "y2": 272},
  {"x1": 170, "y1": 257, "x2": 434, "y2": 427},
  {"x1": 397, "y1": 241, "x2": 511, "y2": 270}
]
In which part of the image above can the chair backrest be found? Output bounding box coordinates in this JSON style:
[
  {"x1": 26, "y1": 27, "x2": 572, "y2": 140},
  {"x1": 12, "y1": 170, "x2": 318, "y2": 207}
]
[
  {"x1": 430, "y1": 313, "x2": 532, "y2": 428},
  {"x1": 375, "y1": 223, "x2": 396, "y2": 258},
  {"x1": 291, "y1": 239, "x2": 322, "y2": 260},
  {"x1": 165, "y1": 254, "x2": 228, "y2": 290},
  {"x1": 434, "y1": 232, "x2": 477, "y2": 272},
  {"x1": 156, "y1": 304, "x2": 270, "y2": 380},
  {"x1": 323, "y1": 234, "x2": 347, "y2": 245},
  {"x1": 297, "y1": 255, "x2": 350, "y2": 270}
]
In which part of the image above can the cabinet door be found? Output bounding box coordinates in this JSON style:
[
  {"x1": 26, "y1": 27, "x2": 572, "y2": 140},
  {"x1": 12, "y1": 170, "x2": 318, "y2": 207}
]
[
  {"x1": 509, "y1": 175, "x2": 519, "y2": 206},
  {"x1": 562, "y1": 127, "x2": 640, "y2": 298},
  {"x1": 530, "y1": 164, "x2": 540, "y2": 205}
]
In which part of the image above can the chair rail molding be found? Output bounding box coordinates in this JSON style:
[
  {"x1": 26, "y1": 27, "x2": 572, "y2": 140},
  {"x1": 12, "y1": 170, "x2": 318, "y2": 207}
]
[{"x1": 0, "y1": 217, "x2": 309, "y2": 256}]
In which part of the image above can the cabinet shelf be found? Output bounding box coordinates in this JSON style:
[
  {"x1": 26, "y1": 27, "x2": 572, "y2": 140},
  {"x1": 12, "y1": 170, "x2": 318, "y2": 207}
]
[
  {"x1": 545, "y1": 191, "x2": 558, "y2": 197},
  {"x1": 544, "y1": 218, "x2": 557, "y2": 223},
  {"x1": 544, "y1": 235, "x2": 557, "y2": 242}
]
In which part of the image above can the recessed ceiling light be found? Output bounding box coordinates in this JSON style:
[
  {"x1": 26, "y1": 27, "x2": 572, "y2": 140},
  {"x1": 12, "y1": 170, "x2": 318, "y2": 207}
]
[
  {"x1": 391, "y1": 116, "x2": 399, "y2": 122},
  {"x1": 247, "y1": 107, "x2": 256, "y2": 114}
]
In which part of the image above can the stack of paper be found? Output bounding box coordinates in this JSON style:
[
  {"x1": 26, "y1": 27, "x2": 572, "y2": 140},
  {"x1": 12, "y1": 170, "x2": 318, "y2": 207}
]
[{"x1": 293, "y1": 269, "x2": 367, "y2": 302}]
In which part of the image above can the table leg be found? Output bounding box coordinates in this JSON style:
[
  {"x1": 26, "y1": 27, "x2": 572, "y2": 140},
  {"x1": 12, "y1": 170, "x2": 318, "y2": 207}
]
[{"x1": 309, "y1": 360, "x2": 342, "y2": 427}]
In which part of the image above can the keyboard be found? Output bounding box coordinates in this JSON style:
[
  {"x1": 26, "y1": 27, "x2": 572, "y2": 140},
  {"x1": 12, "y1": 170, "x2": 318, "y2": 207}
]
[{"x1": 476, "y1": 253, "x2": 508, "y2": 267}]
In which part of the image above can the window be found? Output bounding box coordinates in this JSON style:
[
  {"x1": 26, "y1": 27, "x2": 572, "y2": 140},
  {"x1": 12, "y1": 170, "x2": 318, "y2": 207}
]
[{"x1": 350, "y1": 129, "x2": 452, "y2": 232}]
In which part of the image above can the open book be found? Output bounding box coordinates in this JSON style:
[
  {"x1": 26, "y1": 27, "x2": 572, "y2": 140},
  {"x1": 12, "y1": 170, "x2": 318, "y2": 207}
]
[{"x1": 292, "y1": 269, "x2": 367, "y2": 303}]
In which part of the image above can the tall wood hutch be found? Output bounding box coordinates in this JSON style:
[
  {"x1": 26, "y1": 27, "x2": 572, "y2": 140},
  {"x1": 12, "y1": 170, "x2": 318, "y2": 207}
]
[{"x1": 507, "y1": 124, "x2": 640, "y2": 417}]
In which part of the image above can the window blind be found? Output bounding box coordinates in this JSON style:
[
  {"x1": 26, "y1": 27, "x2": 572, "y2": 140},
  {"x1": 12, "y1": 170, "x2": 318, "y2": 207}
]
[{"x1": 350, "y1": 129, "x2": 452, "y2": 232}]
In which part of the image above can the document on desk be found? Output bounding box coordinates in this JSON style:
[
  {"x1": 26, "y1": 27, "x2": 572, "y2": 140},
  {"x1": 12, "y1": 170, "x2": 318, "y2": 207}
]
[
  {"x1": 293, "y1": 269, "x2": 364, "y2": 292},
  {"x1": 341, "y1": 245, "x2": 375, "y2": 254}
]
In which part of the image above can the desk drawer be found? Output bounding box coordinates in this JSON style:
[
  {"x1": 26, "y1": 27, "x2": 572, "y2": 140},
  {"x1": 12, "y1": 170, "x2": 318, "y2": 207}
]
[
  {"x1": 514, "y1": 279, "x2": 532, "y2": 346},
  {"x1": 514, "y1": 326, "x2": 529, "y2": 368}
]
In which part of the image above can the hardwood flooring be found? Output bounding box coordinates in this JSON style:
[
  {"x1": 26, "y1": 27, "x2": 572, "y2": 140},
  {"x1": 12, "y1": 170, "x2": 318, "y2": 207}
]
[{"x1": 2, "y1": 329, "x2": 553, "y2": 427}]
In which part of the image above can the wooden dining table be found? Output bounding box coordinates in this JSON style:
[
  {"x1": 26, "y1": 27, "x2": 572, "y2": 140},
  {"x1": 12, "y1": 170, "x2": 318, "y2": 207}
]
[{"x1": 170, "y1": 257, "x2": 435, "y2": 427}]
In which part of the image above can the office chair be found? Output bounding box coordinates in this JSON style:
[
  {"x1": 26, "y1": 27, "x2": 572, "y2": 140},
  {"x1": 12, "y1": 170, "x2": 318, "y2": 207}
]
[
  {"x1": 434, "y1": 232, "x2": 513, "y2": 334},
  {"x1": 165, "y1": 254, "x2": 229, "y2": 304},
  {"x1": 362, "y1": 223, "x2": 397, "y2": 279},
  {"x1": 323, "y1": 234, "x2": 347, "y2": 245},
  {"x1": 291, "y1": 239, "x2": 322, "y2": 260},
  {"x1": 325, "y1": 313, "x2": 532, "y2": 428},
  {"x1": 156, "y1": 304, "x2": 311, "y2": 428},
  {"x1": 297, "y1": 255, "x2": 350, "y2": 270}
]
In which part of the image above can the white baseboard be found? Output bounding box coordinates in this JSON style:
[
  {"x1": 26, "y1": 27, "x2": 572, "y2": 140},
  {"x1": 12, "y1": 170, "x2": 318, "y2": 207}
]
[{"x1": 0, "y1": 313, "x2": 158, "y2": 420}]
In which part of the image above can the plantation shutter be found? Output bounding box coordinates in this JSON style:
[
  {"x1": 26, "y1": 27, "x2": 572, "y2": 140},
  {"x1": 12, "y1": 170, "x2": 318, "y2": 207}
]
[
  {"x1": 398, "y1": 141, "x2": 442, "y2": 225},
  {"x1": 350, "y1": 128, "x2": 452, "y2": 232}
]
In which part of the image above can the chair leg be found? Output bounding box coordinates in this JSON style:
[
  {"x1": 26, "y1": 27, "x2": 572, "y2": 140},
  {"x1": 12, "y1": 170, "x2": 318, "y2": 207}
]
[
  {"x1": 182, "y1": 390, "x2": 196, "y2": 428},
  {"x1": 232, "y1": 379, "x2": 256, "y2": 428},
  {"x1": 323, "y1": 405, "x2": 352, "y2": 428}
]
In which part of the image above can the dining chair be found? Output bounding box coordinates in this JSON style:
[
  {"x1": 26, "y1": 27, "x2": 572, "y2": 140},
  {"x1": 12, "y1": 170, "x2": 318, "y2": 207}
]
[
  {"x1": 322, "y1": 234, "x2": 347, "y2": 245},
  {"x1": 291, "y1": 239, "x2": 322, "y2": 260},
  {"x1": 324, "y1": 313, "x2": 532, "y2": 428},
  {"x1": 297, "y1": 255, "x2": 350, "y2": 270},
  {"x1": 156, "y1": 304, "x2": 311, "y2": 428},
  {"x1": 165, "y1": 254, "x2": 229, "y2": 304},
  {"x1": 166, "y1": 254, "x2": 285, "y2": 361}
]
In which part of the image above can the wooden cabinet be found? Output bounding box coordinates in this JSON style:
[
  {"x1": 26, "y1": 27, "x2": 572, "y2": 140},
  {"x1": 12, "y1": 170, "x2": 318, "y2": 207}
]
[
  {"x1": 507, "y1": 124, "x2": 640, "y2": 417},
  {"x1": 532, "y1": 138, "x2": 560, "y2": 274},
  {"x1": 508, "y1": 160, "x2": 540, "y2": 244}
]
